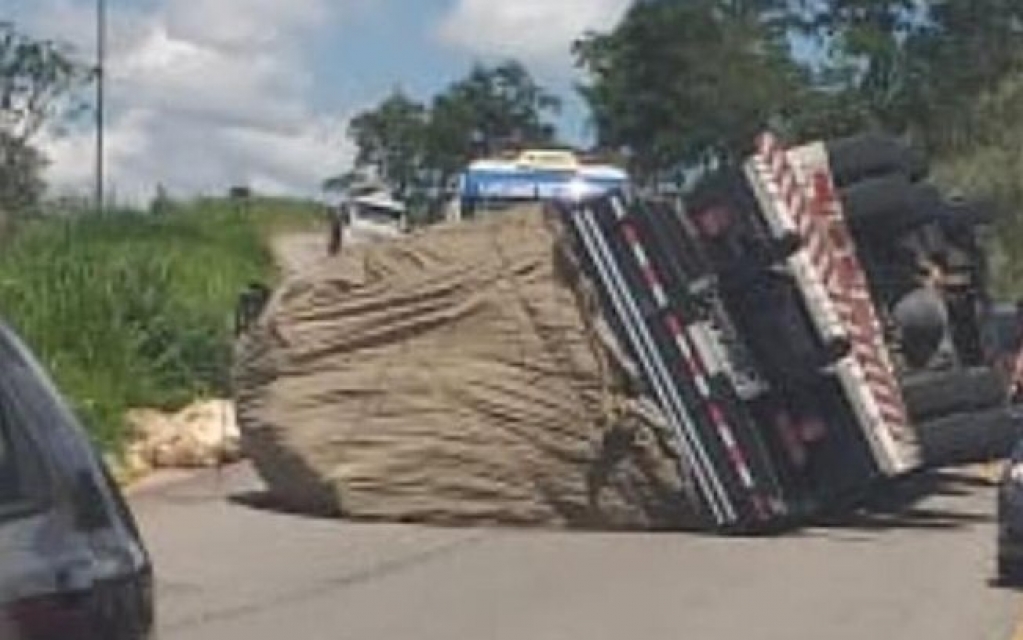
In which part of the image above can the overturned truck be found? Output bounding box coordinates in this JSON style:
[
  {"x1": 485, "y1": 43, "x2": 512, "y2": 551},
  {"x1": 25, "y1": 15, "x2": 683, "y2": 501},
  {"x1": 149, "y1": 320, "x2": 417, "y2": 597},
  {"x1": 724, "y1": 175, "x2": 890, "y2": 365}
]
[{"x1": 235, "y1": 133, "x2": 1023, "y2": 532}]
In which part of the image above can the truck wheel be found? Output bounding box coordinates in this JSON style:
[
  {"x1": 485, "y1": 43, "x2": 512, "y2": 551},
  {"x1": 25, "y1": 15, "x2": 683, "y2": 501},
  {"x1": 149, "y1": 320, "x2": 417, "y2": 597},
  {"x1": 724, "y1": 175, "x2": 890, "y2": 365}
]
[
  {"x1": 901, "y1": 367, "x2": 1008, "y2": 420},
  {"x1": 892, "y1": 288, "x2": 949, "y2": 370},
  {"x1": 840, "y1": 176, "x2": 942, "y2": 234},
  {"x1": 826, "y1": 134, "x2": 928, "y2": 187},
  {"x1": 916, "y1": 405, "x2": 1023, "y2": 468},
  {"x1": 999, "y1": 554, "x2": 1023, "y2": 584}
]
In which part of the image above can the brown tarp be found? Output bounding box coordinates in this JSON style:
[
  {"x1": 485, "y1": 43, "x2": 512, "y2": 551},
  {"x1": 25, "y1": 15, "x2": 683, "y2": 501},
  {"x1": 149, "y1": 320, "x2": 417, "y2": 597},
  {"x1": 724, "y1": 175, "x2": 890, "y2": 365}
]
[{"x1": 233, "y1": 206, "x2": 701, "y2": 529}]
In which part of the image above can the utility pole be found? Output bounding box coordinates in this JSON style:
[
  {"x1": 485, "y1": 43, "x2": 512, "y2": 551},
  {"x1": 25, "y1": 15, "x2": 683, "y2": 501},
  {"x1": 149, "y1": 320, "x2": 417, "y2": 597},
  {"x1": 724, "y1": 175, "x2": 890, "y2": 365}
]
[{"x1": 95, "y1": 0, "x2": 106, "y2": 212}]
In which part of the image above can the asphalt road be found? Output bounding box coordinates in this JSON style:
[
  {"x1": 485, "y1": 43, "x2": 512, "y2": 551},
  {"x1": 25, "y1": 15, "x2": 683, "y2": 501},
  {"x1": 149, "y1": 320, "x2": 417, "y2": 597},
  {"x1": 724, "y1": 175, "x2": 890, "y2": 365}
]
[{"x1": 131, "y1": 463, "x2": 1021, "y2": 640}]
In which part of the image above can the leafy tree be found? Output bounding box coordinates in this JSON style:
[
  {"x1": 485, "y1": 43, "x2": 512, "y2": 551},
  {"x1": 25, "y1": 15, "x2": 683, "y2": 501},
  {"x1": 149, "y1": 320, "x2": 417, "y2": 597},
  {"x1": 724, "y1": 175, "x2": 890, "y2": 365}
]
[
  {"x1": 435, "y1": 61, "x2": 561, "y2": 155},
  {"x1": 574, "y1": 0, "x2": 807, "y2": 179},
  {"x1": 0, "y1": 133, "x2": 44, "y2": 216},
  {"x1": 423, "y1": 61, "x2": 562, "y2": 195},
  {"x1": 905, "y1": 0, "x2": 1023, "y2": 151},
  {"x1": 0, "y1": 21, "x2": 86, "y2": 213},
  {"x1": 321, "y1": 171, "x2": 360, "y2": 194},
  {"x1": 798, "y1": 0, "x2": 1023, "y2": 150},
  {"x1": 794, "y1": 0, "x2": 918, "y2": 125},
  {"x1": 346, "y1": 90, "x2": 428, "y2": 200},
  {"x1": 340, "y1": 61, "x2": 562, "y2": 209}
]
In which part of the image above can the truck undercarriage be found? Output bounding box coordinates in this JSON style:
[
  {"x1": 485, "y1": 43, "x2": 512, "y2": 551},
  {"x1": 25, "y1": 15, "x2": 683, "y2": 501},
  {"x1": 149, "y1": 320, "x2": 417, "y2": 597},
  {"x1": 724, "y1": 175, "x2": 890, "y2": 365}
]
[{"x1": 555, "y1": 133, "x2": 1023, "y2": 531}]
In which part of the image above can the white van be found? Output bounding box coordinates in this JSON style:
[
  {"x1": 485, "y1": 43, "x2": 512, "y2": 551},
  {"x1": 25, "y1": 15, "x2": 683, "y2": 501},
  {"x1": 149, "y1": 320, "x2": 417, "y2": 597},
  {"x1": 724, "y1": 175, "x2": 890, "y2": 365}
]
[{"x1": 347, "y1": 191, "x2": 407, "y2": 239}]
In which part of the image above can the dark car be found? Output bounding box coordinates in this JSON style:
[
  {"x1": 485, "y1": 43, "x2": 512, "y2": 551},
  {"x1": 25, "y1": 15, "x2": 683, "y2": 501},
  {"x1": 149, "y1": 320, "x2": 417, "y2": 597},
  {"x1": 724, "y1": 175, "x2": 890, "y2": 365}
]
[
  {"x1": 996, "y1": 420, "x2": 1023, "y2": 582},
  {"x1": 0, "y1": 323, "x2": 153, "y2": 639}
]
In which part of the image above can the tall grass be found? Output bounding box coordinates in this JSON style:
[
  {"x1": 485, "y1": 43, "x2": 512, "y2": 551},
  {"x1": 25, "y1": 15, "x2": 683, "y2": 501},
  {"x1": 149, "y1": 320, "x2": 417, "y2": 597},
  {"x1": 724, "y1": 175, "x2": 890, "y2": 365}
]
[{"x1": 0, "y1": 199, "x2": 321, "y2": 450}]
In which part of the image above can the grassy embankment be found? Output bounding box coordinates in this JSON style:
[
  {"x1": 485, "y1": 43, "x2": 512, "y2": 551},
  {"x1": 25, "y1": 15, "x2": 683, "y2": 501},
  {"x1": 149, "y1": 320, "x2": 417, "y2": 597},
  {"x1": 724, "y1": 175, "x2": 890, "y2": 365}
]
[{"x1": 0, "y1": 197, "x2": 322, "y2": 452}]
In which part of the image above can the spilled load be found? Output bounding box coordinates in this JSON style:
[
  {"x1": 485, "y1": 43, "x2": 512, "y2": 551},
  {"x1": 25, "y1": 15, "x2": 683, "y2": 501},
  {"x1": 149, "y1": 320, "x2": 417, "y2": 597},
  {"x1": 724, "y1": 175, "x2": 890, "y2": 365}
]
[
  {"x1": 234, "y1": 134, "x2": 1023, "y2": 532},
  {"x1": 234, "y1": 206, "x2": 696, "y2": 528}
]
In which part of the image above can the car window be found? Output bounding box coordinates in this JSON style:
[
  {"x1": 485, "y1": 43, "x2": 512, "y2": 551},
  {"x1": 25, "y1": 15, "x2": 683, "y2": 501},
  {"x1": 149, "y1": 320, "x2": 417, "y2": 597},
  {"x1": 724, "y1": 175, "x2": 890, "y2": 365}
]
[
  {"x1": 0, "y1": 334, "x2": 57, "y2": 521},
  {"x1": 0, "y1": 328, "x2": 136, "y2": 537},
  {"x1": 357, "y1": 205, "x2": 403, "y2": 225},
  {"x1": 0, "y1": 401, "x2": 48, "y2": 520},
  {"x1": 0, "y1": 415, "x2": 20, "y2": 505}
]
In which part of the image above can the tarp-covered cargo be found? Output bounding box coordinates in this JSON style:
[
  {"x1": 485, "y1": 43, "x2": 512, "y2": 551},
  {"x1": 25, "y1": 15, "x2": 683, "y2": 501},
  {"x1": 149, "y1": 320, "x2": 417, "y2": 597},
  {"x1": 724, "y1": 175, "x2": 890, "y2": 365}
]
[{"x1": 234, "y1": 206, "x2": 701, "y2": 529}]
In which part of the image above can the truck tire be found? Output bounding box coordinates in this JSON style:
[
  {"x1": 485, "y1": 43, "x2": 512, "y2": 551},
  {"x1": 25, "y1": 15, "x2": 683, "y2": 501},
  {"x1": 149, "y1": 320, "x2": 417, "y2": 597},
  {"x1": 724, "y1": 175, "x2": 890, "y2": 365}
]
[
  {"x1": 826, "y1": 134, "x2": 928, "y2": 187},
  {"x1": 939, "y1": 198, "x2": 998, "y2": 230},
  {"x1": 916, "y1": 405, "x2": 1023, "y2": 468},
  {"x1": 892, "y1": 288, "x2": 949, "y2": 370},
  {"x1": 998, "y1": 554, "x2": 1023, "y2": 585},
  {"x1": 840, "y1": 176, "x2": 942, "y2": 234},
  {"x1": 901, "y1": 367, "x2": 1008, "y2": 420}
]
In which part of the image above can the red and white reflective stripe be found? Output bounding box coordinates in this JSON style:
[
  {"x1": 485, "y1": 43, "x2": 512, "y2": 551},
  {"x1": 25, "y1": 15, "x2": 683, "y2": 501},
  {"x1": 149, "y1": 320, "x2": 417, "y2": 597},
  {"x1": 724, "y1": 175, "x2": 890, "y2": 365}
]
[
  {"x1": 810, "y1": 169, "x2": 908, "y2": 430},
  {"x1": 754, "y1": 132, "x2": 910, "y2": 440},
  {"x1": 666, "y1": 308, "x2": 762, "y2": 506},
  {"x1": 612, "y1": 198, "x2": 770, "y2": 518},
  {"x1": 621, "y1": 223, "x2": 670, "y2": 308},
  {"x1": 613, "y1": 200, "x2": 671, "y2": 306}
]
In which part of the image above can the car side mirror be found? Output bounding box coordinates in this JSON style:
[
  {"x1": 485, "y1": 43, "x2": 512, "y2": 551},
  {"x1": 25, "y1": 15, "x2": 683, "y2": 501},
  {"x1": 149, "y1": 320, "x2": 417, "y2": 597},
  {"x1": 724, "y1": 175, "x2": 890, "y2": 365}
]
[{"x1": 72, "y1": 471, "x2": 111, "y2": 531}]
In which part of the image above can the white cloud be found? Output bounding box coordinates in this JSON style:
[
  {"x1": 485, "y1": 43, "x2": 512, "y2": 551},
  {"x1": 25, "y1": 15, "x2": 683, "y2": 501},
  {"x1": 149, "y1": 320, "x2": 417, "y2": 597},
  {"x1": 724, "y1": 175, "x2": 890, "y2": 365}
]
[
  {"x1": 436, "y1": 0, "x2": 630, "y2": 72},
  {"x1": 164, "y1": 0, "x2": 328, "y2": 51},
  {"x1": 22, "y1": 0, "x2": 354, "y2": 203}
]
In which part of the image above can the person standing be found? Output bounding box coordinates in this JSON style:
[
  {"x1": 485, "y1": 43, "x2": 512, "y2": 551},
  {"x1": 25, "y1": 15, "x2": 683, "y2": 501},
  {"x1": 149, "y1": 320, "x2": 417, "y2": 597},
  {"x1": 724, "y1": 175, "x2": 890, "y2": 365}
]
[{"x1": 328, "y1": 202, "x2": 350, "y2": 256}]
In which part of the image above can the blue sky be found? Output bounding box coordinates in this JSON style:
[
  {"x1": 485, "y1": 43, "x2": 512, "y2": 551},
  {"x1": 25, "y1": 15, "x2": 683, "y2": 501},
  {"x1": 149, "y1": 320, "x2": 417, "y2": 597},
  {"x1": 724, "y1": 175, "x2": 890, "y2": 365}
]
[{"x1": 6, "y1": 0, "x2": 629, "y2": 200}]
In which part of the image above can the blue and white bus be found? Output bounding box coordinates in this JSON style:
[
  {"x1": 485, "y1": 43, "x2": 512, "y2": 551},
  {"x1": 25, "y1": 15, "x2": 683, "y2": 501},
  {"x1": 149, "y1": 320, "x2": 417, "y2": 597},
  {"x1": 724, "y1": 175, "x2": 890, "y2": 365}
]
[{"x1": 447, "y1": 150, "x2": 629, "y2": 222}]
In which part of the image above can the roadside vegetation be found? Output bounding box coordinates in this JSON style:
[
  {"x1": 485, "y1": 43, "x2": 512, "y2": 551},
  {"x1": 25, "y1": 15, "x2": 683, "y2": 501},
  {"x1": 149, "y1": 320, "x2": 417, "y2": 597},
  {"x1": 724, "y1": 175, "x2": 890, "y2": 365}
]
[{"x1": 0, "y1": 198, "x2": 321, "y2": 450}]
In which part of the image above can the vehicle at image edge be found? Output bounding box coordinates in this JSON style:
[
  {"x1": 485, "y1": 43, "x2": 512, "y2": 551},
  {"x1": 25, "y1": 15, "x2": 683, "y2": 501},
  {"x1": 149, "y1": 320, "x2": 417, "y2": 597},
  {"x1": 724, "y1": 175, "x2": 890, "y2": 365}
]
[
  {"x1": 997, "y1": 425, "x2": 1023, "y2": 581},
  {"x1": 0, "y1": 322, "x2": 153, "y2": 639},
  {"x1": 995, "y1": 305, "x2": 1023, "y2": 581}
]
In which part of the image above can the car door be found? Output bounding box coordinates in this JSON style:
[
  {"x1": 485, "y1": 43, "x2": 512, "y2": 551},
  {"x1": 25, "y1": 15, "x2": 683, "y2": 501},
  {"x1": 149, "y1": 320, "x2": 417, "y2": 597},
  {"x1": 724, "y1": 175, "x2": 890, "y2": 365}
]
[
  {"x1": 0, "y1": 325, "x2": 152, "y2": 640},
  {"x1": 0, "y1": 384, "x2": 98, "y2": 640}
]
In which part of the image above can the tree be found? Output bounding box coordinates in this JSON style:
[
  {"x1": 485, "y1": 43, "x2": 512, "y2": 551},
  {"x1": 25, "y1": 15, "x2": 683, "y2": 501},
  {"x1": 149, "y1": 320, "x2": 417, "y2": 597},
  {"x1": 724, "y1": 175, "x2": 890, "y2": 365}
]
[
  {"x1": 346, "y1": 90, "x2": 428, "y2": 200},
  {"x1": 0, "y1": 133, "x2": 44, "y2": 215},
  {"x1": 423, "y1": 61, "x2": 562, "y2": 195},
  {"x1": 0, "y1": 21, "x2": 86, "y2": 213},
  {"x1": 434, "y1": 61, "x2": 561, "y2": 155},
  {"x1": 798, "y1": 0, "x2": 1023, "y2": 151},
  {"x1": 321, "y1": 171, "x2": 360, "y2": 194},
  {"x1": 342, "y1": 61, "x2": 562, "y2": 210},
  {"x1": 575, "y1": 0, "x2": 1023, "y2": 176},
  {"x1": 574, "y1": 0, "x2": 808, "y2": 180}
]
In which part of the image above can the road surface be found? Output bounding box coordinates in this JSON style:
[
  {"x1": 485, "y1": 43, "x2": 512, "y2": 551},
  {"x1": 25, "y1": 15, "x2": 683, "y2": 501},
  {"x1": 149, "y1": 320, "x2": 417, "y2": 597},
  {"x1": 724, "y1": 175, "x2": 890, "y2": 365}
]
[
  {"x1": 271, "y1": 227, "x2": 381, "y2": 277},
  {"x1": 132, "y1": 463, "x2": 1021, "y2": 640},
  {"x1": 272, "y1": 232, "x2": 327, "y2": 276}
]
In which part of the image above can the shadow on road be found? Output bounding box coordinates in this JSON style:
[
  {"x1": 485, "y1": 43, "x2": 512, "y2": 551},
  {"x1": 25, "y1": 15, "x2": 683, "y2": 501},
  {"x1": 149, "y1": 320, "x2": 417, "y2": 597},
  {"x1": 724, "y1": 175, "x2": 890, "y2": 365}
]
[
  {"x1": 228, "y1": 491, "x2": 342, "y2": 522},
  {"x1": 225, "y1": 467, "x2": 998, "y2": 540},
  {"x1": 811, "y1": 468, "x2": 996, "y2": 532}
]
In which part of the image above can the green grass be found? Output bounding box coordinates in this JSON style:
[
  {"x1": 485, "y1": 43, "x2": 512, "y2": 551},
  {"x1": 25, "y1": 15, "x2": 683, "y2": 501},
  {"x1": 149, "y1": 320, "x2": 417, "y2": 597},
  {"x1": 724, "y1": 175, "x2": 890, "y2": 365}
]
[{"x1": 0, "y1": 198, "x2": 321, "y2": 451}]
